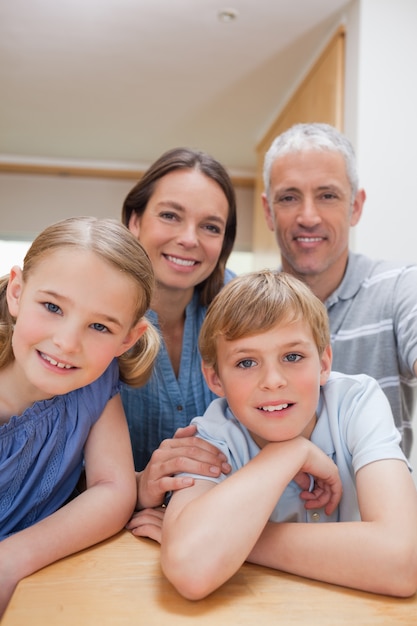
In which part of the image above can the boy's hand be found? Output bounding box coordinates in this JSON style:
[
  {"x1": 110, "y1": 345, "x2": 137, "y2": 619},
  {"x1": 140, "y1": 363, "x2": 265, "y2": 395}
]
[{"x1": 296, "y1": 471, "x2": 342, "y2": 515}]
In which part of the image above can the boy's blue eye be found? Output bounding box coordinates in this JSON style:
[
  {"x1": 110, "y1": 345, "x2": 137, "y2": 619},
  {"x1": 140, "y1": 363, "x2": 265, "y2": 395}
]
[
  {"x1": 284, "y1": 353, "x2": 301, "y2": 362},
  {"x1": 237, "y1": 359, "x2": 256, "y2": 369},
  {"x1": 91, "y1": 323, "x2": 109, "y2": 333}
]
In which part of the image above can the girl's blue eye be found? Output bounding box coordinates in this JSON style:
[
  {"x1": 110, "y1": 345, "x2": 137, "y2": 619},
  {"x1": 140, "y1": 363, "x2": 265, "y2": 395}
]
[{"x1": 44, "y1": 302, "x2": 61, "y2": 314}]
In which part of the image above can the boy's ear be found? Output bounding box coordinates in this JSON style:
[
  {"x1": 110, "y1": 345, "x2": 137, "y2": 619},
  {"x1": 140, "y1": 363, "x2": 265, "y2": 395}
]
[
  {"x1": 319, "y1": 344, "x2": 333, "y2": 386},
  {"x1": 115, "y1": 319, "x2": 148, "y2": 357},
  {"x1": 6, "y1": 266, "x2": 24, "y2": 317},
  {"x1": 201, "y1": 362, "x2": 226, "y2": 397}
]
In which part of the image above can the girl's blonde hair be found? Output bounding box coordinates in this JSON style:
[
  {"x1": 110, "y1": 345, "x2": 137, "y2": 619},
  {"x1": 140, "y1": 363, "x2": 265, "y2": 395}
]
[
  {"x1": 199, "y1": 270, "x2": 330, "y2": 371},
  {"x1": 0, "y1": 216, "x2": 160, "y2": 386}
]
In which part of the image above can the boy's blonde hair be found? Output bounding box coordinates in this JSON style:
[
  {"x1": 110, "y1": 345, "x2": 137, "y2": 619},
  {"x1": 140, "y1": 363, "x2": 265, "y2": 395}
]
[
  {"x1": 199, "y1": 270, "x2": 330, "y2": 371},
  {"x1": 0, "y1": 216, "x2": 160, "y2": 386}
]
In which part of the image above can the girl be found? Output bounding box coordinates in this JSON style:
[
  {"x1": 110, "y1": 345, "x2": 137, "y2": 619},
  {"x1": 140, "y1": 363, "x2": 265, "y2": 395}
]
[{"x1": 0, "y1": 216, "x2": 159, "y2": 616}]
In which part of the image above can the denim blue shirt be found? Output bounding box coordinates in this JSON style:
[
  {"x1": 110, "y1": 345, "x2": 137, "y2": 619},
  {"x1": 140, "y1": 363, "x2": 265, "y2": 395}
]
[{"x1": 121, "y1": 270, "x2": 235, "y2": 471}]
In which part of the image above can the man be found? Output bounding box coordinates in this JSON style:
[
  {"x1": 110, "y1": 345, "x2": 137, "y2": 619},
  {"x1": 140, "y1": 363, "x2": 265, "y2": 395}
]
[{"x1": 261, "y1": 122, "x2": 417, "y2": 457}]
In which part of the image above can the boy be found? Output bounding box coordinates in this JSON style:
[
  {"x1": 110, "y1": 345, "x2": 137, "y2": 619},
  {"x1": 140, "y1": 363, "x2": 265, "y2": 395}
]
[{"x1": 160, "y1": 271, "x2": 417, "y2": 600}]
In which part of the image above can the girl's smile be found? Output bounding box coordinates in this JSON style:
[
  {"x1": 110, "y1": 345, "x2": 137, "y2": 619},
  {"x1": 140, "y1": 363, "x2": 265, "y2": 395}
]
[{"x1": 4, "y1": 248, "x2": 144, "y2": 412}]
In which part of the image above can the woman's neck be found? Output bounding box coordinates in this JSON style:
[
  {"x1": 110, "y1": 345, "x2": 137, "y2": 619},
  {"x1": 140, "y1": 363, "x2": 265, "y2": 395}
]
[
  {"x1": 151, "y1": 284, "x2": 195, "y2": 377},
  {"x1": 151, "y1": 283, "x2": 194, "y2": 323}
]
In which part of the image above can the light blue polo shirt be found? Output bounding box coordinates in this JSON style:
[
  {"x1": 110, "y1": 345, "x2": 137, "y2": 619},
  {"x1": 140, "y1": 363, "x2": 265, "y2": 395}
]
[{"x1": 184, "y1": 372, "x2": 409, "y2": 523}]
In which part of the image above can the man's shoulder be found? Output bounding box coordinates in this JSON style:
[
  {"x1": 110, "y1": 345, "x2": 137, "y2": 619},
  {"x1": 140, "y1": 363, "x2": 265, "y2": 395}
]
[
  {"x1": 335, "y1": 253, "x2": 417, "y2": 301},
  {"x1": 349, "y1": 252, "x2": 417, "y2": 277}
]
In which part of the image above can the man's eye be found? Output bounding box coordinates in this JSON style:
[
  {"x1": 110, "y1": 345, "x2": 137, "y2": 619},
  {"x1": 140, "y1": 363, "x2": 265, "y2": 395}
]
[
  {"x1": 44, "y1": 302, "x2": 61, "y2": 314},
  {"x1": 276, "y1": 195, "x2": 295, "y2": 204},
  {"x1": 91, "y1": 323, "x2": 109, "y2": 333},
  {"x1": 237, "y1": 359, "x2": 256, "y2": 369}
]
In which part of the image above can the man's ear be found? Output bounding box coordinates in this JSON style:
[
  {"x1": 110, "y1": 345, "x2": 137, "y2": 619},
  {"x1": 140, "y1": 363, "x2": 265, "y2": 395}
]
[
  {"x1": 6, "y1": 266, "x2": 24, "y2": 317},
  {"x1": 261, "y1": 193, "x2": 275, "y2": 232},
  {"x1": 319, "y1": 344, "x2": 333, "y2": 386},
  {"x1": 350, "y1": 188, "x2": 366, "y2": 226},
  {"x1": 201, "y1": 362, "x2": 226, "y2": 397},
  {"x1": 115, "y1": 319, "x2": 148, "y2": 356}
]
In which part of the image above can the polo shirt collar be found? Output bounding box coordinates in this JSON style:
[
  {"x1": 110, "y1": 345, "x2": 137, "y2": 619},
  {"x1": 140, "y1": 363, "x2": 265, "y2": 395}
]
[{"x1": 324, "y1": 252, "x2": 373, "y2": 307}]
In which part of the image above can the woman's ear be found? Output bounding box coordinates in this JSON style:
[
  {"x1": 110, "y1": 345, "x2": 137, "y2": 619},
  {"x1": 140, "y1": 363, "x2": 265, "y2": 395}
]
[
  {"x1": 201, "y1": 362, "x2": 226, "y2": 397},
  {"x1": 115, "y1": 319, "x2": 148, "y2": 357},
  {"x1": 6, "y1": 266, "x2": 24, "y2": 317},
  {"x1": 128, "y1": 212, "x2": 141, "y2": 238}
]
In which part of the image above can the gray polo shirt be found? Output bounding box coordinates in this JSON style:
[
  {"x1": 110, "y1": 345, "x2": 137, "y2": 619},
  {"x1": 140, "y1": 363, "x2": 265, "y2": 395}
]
[{"x1": 326, "y1": 252, "x2": 417, "y2": 457}]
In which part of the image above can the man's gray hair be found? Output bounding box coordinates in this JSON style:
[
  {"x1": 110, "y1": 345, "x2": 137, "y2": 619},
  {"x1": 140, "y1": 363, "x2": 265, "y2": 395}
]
[{"x1": 263, "y1": 123, "x2": 359, "y2": 202}]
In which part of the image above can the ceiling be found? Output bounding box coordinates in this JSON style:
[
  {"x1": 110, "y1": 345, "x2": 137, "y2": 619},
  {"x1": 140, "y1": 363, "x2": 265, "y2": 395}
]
[{"x1": 0, "y1": 0, "x2": 351, "y2": 176}]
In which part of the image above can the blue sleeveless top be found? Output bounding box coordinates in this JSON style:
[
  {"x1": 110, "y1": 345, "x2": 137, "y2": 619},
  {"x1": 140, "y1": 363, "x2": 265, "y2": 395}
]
[{"x1": 0, "y1": 359, "x2": 120, "y2": 539}]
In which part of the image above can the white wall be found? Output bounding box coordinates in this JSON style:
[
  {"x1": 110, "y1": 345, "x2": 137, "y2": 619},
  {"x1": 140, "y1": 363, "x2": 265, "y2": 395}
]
[
  {"x1": 345, "y1": 0, "x2": 417, "y2": 263},
  {"x1": 344, "y1": 0, "x2": 417, "y2": 482},
  {"x1": 0, "y1": 172, "x2": 254, "y2": 253}
]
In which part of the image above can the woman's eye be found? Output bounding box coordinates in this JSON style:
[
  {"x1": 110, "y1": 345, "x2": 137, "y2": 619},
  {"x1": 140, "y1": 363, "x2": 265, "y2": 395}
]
[
  {"x1": 237, "y1": 359, "x2": 256, "y2": 369},
  {"x1": 203, "y1": 223, "x2": 222, "y2": 235},
  {"x1": 284, "y1": 353, "x2": 302, "y2": 363},
  {"x1": 44, "y1": 302, "x2": 61, "y2": 314},
  {"x1": 91, "y1": 323, "x2": 109, "y2": 333},
  {"x1": 160, "y1": 212, "x2": 178, "y2": 221}
]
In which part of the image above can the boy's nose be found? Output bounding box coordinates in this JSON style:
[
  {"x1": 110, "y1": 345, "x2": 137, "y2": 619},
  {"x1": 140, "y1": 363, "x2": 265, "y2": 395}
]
[{"x1": 260, "y1": 366, "x2": 287, "y2": 389}]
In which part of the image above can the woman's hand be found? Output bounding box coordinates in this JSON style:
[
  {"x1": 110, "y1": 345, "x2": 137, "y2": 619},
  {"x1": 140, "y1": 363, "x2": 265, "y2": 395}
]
[{"x1": 136, "y1": 424, "x2": 231, "y2": 509}]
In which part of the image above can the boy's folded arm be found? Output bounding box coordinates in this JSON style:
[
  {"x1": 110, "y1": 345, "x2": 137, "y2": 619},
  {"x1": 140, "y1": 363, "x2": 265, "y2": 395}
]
[
  {"x1": 160, "y1": 437, "x2": 341, "y2": 600},
  {"x1": 248, "y1": 458, "x2": 417, "y2": 597}
]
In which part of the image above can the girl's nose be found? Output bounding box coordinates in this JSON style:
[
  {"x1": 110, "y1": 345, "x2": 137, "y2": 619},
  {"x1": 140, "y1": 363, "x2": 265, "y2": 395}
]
[{"x1": 53, "y1": 324, "x2": 82, "y2": 354}]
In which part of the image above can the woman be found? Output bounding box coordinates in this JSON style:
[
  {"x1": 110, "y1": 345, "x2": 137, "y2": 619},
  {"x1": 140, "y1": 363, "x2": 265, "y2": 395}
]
[{"x1": 121, "y1": 147, "x2": 237, "y2": 512}]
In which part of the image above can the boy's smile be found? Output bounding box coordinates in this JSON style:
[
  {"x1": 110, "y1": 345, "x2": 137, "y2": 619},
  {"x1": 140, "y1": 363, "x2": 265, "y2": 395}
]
[{"x1": 203, "y1": 319, "x2": 332, "y2": 448}]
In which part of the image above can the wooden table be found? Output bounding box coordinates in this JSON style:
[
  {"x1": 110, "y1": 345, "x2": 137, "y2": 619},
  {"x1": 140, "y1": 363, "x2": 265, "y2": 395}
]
[{"x1": 2, "y1": 530, "x2": 416, "y2": 625}]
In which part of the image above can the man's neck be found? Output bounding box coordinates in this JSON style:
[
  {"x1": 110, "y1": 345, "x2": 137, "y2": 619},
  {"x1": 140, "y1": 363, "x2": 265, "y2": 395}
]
[{"x1": 281, "y1": 256, "x2": 349, "y2": 303}]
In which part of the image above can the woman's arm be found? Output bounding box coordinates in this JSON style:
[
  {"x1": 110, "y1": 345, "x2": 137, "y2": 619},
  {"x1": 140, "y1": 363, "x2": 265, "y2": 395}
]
[
  {"x1": 248, "y1": 458, "x2": 417, "y2": 597},
  {"x1": 134, "y1": 424, "x2": 231, "y2": 509},
  {"x1": 160, "y1": 437, "x2": 341, "y2": 600},
  {"x1": 0, "y1": 394, "x2": 136, "y2": 618}
]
